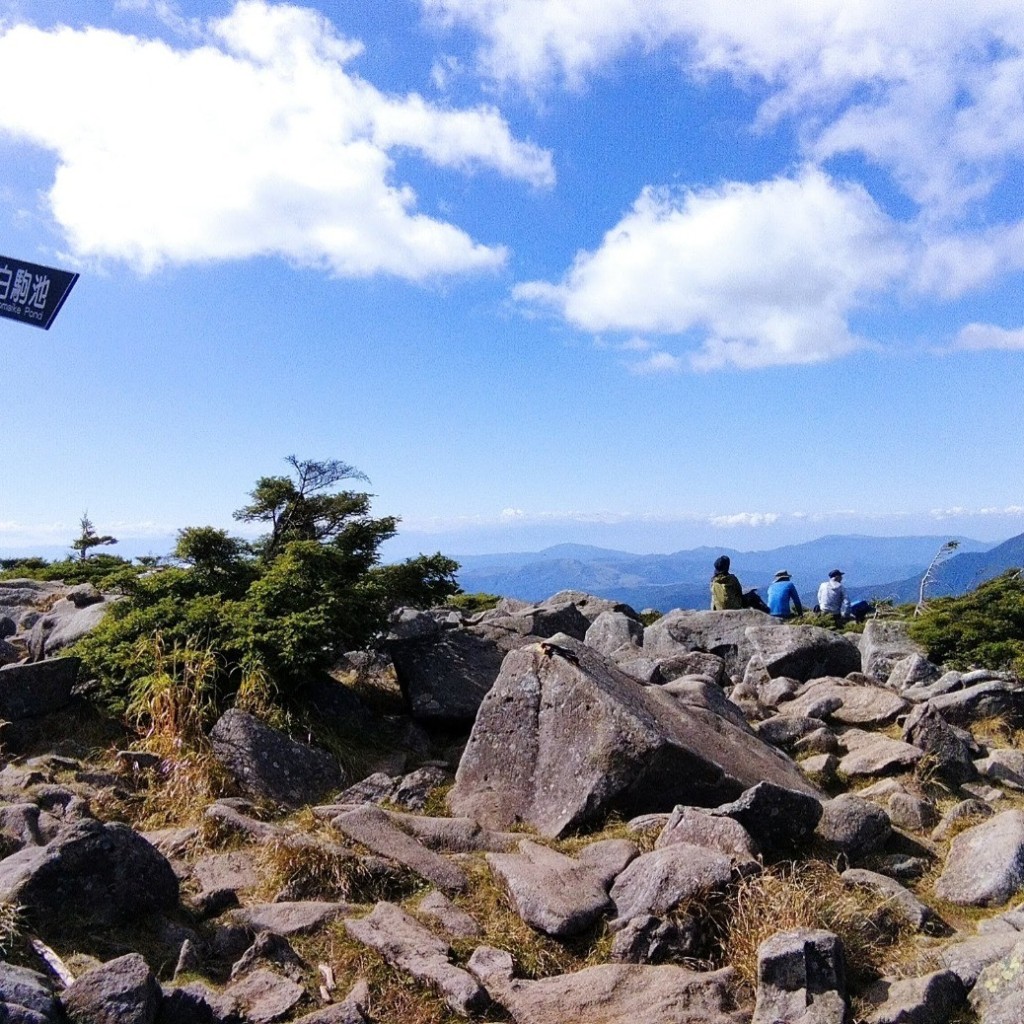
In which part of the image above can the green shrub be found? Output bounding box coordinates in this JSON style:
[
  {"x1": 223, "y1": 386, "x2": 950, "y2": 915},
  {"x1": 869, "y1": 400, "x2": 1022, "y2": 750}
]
[
  {"x1": 71, "y1": 457, "x2": 460, "y2": 716},
  {"x1": 908, "y1": 569, "x2": 1024, "y2": 673},
  {"x1": 446, "y1": 592, "x2": 502, "y2": 614}
]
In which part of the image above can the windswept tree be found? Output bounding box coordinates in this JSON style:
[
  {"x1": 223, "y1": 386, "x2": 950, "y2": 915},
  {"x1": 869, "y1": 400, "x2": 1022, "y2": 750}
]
[{"x1": 71, "y1": 513, "x2": 117, "y2": 561}]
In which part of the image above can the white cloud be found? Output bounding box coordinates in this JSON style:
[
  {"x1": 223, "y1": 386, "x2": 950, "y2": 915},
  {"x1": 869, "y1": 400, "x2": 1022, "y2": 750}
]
[
  {"x1": 627, "y1": 351, "x2": 684, "y2": 375},
  {"x1": 516, "y1": 168, "x2": 905, "y2": 369},
  {"x1": 953, "y1": 323, "x2": 1024, "y2": 351},
  {"x1": 709, "y1": 512, "x2": 780, "y2": 528},
  {"x1": 0, "y1": 1, "x2": 553, "y2": 279},
  {"x1": 424, "y1": 1, "x2": 1024, "y2": 217}
]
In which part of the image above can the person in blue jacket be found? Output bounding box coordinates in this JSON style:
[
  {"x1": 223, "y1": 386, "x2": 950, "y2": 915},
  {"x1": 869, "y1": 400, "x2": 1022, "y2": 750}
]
[{"x1": 767, "y1": 570, "x2": 804, "y2": 619}]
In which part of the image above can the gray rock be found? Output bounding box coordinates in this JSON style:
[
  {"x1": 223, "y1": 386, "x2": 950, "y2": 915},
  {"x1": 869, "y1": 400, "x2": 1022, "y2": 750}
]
[
  {"x1": 223, "y1": 967, "x2": 305, "y2": 1024},
  {"x1": 0, "y1": 962, "x2": 60, "y2": 1024},
  {"x1": 752, "y1": 928, "x2": 847, "y2": 1024},
  {"x1": 655, "y1": 651, "x2": 727, "y2": 686},
  {"x1": 0, "y1": 659, "x2": 78, "y2": 719},
  {"x1": 331, "y1": 805, "x2": 467, "y2": 894},
  {"x1": 190, "y1": 850, "x2": 261, "y2": 898},
  {"x1": 210, "y1": 709, "x2": 344, "y2": 808},
  {"x1": 448, "y1": 636, "x2": 816, "y2": 838},
  {"x1": 711, "y1": 781, "x2": 823, "y2": 859},
  {"x1": 61, "y1": 953, "x2": 161, "y2": 1024},
  {"x1": 937, "y1": 933, "x2": 1024, "y2": 989},
  {"x1": 928, "y1": 679, "x2": 1024, "y2": 726},
  {"x1": 862, "y1": 970, "x2": 965, "y2": 1024},
  {"x1": 291, "y1": 979, "x2": 370, "y2": 1024},
  {"x1": 486, "y1": 840, "x2": 614, "y2": 937},
  {"x1": 225, "y1": 901, "x2": 354, "y2": 936},
  {"x1": 816, "y1": 794, "x2": 892, "y2": 861},
  {"x1": 755, "y1": 714, "x2": 830, "y2": 751},
  {"x1": 392, "y1": 765, "x2": 448, "y2": 811},
  {"x1": 838, "y1": 729, "x2": 924, "y2": 777},
  {"x1": 885, "y1": 653, "x2": 940, "y2": 693},
  {"x1": 935, "y1": 810, "x2": 1024, "y2": 906},
  {"x1": 334, "y1": 772, "x2": 398, "y2": 805},
  {"x1": 610, "y1": 913, "x2": 700, "y2": 964},
  {"x1": 585, "y1": 610, "x2": 644, "y2": 658},
  {"x1": 859, "y1": 620, "x2": 925, "y2": 683},
  {"x1": 388, "y1": 628, "x2": 511, "y2": 725},
  {"x1": 930, "y1": 798, "x2": 994, "y2": 841},
  {"x1": 887, "y1": 792, "x2": 938, "y2": 833},
  {"x1": 0, "y1": 819, "x2": 178, "y2": 930},
  {"x1": 610, "y1": 844, "x2": 733, "y2": 928},
  {"x1": 416, "y1": 890, "x2": 482, "y2": 939},
  {"x1": 230, "y1": 931, "x2": 308, "y2": 983},
  {"x1": 344, "y1": 902, "x2": 488, "y2": 1017},
  {"x1": 30, "y1": 597, "x2": 112, "y2": 655},
  {"x1": 656, "y1": 805, "x2": 760, "y2": 862},
  {"x1": 379, "y1": 811, "x2": 519, "y2": 853},
  {"x1": 642, "y1": 609, "x2": 770, "y2": 678},
  {"x1": 466, "y1": 945, "x2": 746, "y2": 1024},
  {"x1": 745, "y1": 625, "x2": 861, "y2": 682},
  {"x1": 785, "y1": 677, "x2": 909, "y2": 726},
  {"x1": 841, "y1": 869, "x2": 948, "y2": 934},
  {"x1": 977, "y1": 748, "x2": 1024, "y2": 790},
  {"x1": 901, "y1": 703, "x2": 980, "y2": 786},
  {"x1": 969, "y1": 937, "x2": 1024, "y2": 1024}
]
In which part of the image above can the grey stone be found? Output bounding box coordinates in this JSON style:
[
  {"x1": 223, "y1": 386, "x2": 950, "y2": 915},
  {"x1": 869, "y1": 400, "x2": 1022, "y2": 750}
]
[
  {"x1": 862, "y1": 970, "x2": 965, "y2": 1024},
  {"x1": 785, "y1": 677, "x2": 909, "y2": 726},
  {"x1": 610, "y1": 914, "x2": 700, "y2": 965},
  {"x1": 223, "y1": 967, "x2": 305, "y2": 1024},
  {"x1": 230, "y1": 931, "x2": 308, "y2": 983},
  {"x1": 859, "y1": 620, "x2": 926, "y2": 683},
  {"x1": 937, "y1": 933, "x2": 1024, "y2": 989},
  {"x1": 379, "y1": 810, "x2": 520, "y2": 853},
  {"x1": 969, "y1": 937, "x2": 1024, "y2": 1024},
  {"x1": 642, "y1": 609, "x2": 770, "y2": 678},
  {"x1": 655, "y1": 651, "x2": 727, "y2": 686},
  {"x1": 584, "y1": 610, "x2": 643, "y2": 658},
  {"x1": 610, "y1": 844, "x2": 733, "y2": 928},
  {"x1": 334, "y1": 772, "x2": 397, "y2": 806},
  {"x1": 928, "y1": 679, "x2": 1024, "y2": 726},
  {"x1": 61, "y1": 953, "x2": 161, "y2": 1024},
  {"x1": 0, "y1": 819, "x2": 178, "y2": 931},
  {"x1": 190, "y1": 850, "x2": 261, "y2": 897},
  {"x1": 416, "y1": 890, "x2": 482, "y2": 938},
  {"x1": 711, "y1": 781, "x2": 823, "y2": 859},
  {"x1": 0, "y1": 659, "x2": 78, "y2": 719},
  {"x1": 210, "y1": 709, "x2": 344, "y2": 808},
  {"x1": 816, "y1": 794, "x2": 892, "y2": 861},
  {"x1": 901, "y1": 703, "x2": 979, "y2": 787},
  {"x1": 935, "y1": 810, "x2": 1024, "y2": 906},
  {"x1": 392, "y1": 765, "x2": 448, "y2": 810},
  {"x1": 449, "y1": 636, "x2": 816, "y2": 839},
  {"x1": 656, "y1": 805, "x2": 760, "y2": 862},
  {"x1": 745, "y1": 625, "x2": 861, "y2": 682},
  {"x1": 930, "y1": 798, "x2": 994, "y2": 841},
  {"x1": 344, "y1": 902, "x2": 488, "y2": 1017},
  {"x1": 467, "y1": 946, "x2": 746, "y2": 1024},
  {"x1": 885, "y1": 653, "x2": 940, "y2": 693},
  {"x1": 978, "y1": 748, "x2": 1024, "y2": 790},
  {"x1": 486, "y1": 840, "x2": 614, "y2": 937},
  {"x1": 225, "y1": 901, "x2": 354, "y2": 936},
  {"x1": 0, "y1": 962, "x2": 60, "y2": 1024},
  {"x1": 838, "y1": 729, "x2": 924, "y2": 777},
  {"x1": 752, "y1": 928, "x2": 847, "y2": 1024},
  {"x1": 887, "y1": 792, "x2": 938, "y2": 833},
  {"x1": 331, "y1": 805, "x2": 467, "y2": 894},
  {"x1": 755, "y1": 715, "x2": 830, "y2": 751}
]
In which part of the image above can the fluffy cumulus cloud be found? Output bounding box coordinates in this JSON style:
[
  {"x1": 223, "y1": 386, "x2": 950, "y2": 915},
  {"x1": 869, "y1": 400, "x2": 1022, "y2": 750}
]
[
  {"x1": 517, "y1": 168, "x2": 906, "y2": 369},
  {"x1": 0, "y1": 0, "x2": 553, "y2": 278},
  {"x1": 429, "y1": 0, "x2": 1024, "y2": 365},
  {"x1": 953, "y1": 324, "x2": 1024, "y2": 352}
]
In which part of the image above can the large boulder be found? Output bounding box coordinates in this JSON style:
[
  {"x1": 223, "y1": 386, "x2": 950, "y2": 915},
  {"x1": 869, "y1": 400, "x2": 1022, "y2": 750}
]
[
  {"x1": 210, "y1": 709, "x2": 345, "y2": 808},
  {"x1": 0, "y1": 659, "x2": 79, "y2": 719},
  {"x1": 0, "y1": 962, "x2": 61, "y2": 1023},
  {"x1": 753, "y1": 928, "x2": 847, "y2": 1024},
  {"x1": 643, "y1": 610, "x2": 768, "y2": 678},
  {"x1": 859, "y1": 621, "x2": 926, "y2": 684},
  {"x1": 448, "y1": 636, "x2": 816, "y2": 838},
  {"x1": 745, "y1": 625, "x2": 861, "y2": 682},
  {"x1": 61, "y1": 953, "x2": 161, "y2": 1024},
  {"x1": 934, "y1": 810, "x2": 1024, "y2": 906},
  {"x1": 0, "y1": 819, "x2": 179, "y2": 931}
]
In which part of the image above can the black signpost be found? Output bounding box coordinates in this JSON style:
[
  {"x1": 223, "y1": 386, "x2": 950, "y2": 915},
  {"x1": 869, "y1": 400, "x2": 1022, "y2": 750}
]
[{"x1": 0, "y1": 254, "x2": 78, "y2": 330}]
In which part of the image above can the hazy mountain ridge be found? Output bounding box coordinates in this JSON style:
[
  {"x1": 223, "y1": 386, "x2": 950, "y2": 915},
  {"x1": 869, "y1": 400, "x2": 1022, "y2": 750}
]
[{"x1": 455, "y1": 533, "x2": 1005, "y2": 610}]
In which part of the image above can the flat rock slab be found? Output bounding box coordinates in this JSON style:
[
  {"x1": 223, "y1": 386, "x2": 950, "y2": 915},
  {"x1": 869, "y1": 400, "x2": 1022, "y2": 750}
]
[
  {"x1": 657, "y1": 806, "x2": 760, "y2": 862},
  {"x1": 610, "y1": 844, "x2": 733, "y2": 928},
  {"x1": 191, "y1": 850, "x2": 262, "y2": 895},
  {"x1": 935, "y1": 810, "x2": 1024, "y2": 906},
  {"x1": 227, "y1": 901, "x2": 355, "y2": 936},
  {"x1": 331, "y1": 805, "x2": 468, "y2": 894},
  {"x1": 745, "y1": 626, "x2": 861, "y2": 682},
  {"x1": 927, "y1": 679, "x2": 1024, "y2": 726},
  {"x1": 969, "y1": 936, "x2": 1024, "y2": 1023},
  {"x1": 380, "y1": 811, "x2": 520, "y2": 853},
  {"x1": 417, "y1": 890, "x2": 483, "y2": 939},
  {"x1": 862, "y1": 970, "x2": 965, "y2": 1024},
  {"x1": 0, "y1": 658, "x2": 78, "y2": 719},
  {"x1": 487, "y1": 840, "x2": 614, "y2": 937},
  {"x1": 344, "y1": 902, "x2": 487, "y2": 1017},
  {"x1": 468, "y1": 946, "x2": 746, "y2": 1024},
  {"x1": 838, "y1": 730, "x2": 924, "y2": 777},
  {"x1": 224, "y1": 967, "x2": 305, "y2": 1024},
  {"x1": 449, "y1": 636, "x2": 816, "y2": 839},
  {"x1": 785, "y1": 679, "x2": 909, "y2": 726}
]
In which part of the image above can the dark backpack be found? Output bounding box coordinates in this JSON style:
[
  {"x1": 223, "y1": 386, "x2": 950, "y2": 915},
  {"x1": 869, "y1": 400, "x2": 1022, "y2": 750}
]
[{"x1": 742, "y1": 589, "x2": 770, "y2": 614}]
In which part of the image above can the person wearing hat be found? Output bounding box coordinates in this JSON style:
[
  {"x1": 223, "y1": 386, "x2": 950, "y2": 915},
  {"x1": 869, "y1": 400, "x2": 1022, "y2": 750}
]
[
  {"x1": 710, "y1": 555, "x2": 744, "y2": 610},
  {"x1": 767, "y1": 570, "x2": 803, "y2": 619},
  {"x1": 817, "y1": 569, "x2": 849, "y2": 626}
]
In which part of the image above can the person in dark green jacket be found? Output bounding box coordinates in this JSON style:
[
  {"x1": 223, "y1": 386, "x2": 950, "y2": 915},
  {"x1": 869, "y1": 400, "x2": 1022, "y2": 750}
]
[{"x1": 710, "y1": 555, "x2": 744, "y2": 610}]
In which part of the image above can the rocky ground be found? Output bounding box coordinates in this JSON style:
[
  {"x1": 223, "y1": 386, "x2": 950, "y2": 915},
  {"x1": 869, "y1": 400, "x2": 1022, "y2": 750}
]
[{"x1": 0, "y1": 580, "x2": 1023, "y2": 1022}]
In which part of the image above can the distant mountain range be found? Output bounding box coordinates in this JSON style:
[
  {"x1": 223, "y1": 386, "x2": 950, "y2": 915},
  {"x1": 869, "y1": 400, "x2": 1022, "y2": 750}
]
[{"x1": 454, "y1": 533, "x2": 1024, "y2": 612}]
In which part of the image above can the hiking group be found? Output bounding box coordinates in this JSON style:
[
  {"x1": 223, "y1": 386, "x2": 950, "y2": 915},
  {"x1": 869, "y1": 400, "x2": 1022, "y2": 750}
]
[{"x1": 710, "y1": 556, "x2": 868, "y2": 623}]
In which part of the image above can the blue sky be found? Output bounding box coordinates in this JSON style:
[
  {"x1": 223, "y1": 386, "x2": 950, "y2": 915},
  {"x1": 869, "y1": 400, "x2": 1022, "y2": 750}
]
[{"x1": 2, "y1": 0, "x2": 1024, "y2": 561}]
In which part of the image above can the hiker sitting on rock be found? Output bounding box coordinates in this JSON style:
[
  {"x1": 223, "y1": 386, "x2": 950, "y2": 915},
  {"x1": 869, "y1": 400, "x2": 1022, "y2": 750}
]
[
  {"x1": 817, "y1": 568, "x2": 849, "y2": 626},
  {"x1": 710, "y1": 555, "x2": 744, "y2": 610},
  {"x1": 767, "y1": 570, "x2": 803, "y2": 619}
]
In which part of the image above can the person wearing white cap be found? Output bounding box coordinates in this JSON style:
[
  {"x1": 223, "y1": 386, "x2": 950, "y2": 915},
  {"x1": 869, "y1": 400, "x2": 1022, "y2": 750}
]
[
  {"x1": 767, "y1": 570, "x2": 803, "y2": 619},
  {"x1": 817, "y1": 569, "x2": 849, "y2": 625}
]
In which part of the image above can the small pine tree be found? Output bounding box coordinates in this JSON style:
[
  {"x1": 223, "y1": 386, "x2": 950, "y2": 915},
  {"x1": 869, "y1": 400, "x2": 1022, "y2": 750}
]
[{"x1": 71, "y1": 513, "x2": 117, "y2": 561}]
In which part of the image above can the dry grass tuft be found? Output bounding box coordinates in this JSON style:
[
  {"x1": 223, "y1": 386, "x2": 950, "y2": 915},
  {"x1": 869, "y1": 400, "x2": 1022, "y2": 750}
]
[
  {"x1": 123, "y1": 634, "x2": 233, "y2": 828},
  {"x1": 0, "y1": 903, "x2": 23, "y2": 957},
  {"x1": 707, "y1": 860, "x2": 914, "y2": 991},
  {"x1": 970, "y1": 713, "x2": 1024, "y2": 750}
]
